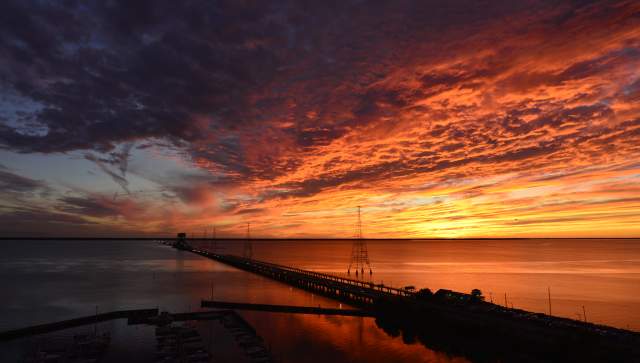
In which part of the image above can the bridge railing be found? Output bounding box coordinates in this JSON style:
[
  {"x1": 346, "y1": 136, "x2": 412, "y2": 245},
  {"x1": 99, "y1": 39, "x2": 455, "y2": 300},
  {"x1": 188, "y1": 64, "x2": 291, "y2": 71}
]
[
  {"x1": 249, "y1": 258, "x2": 412, "y2": 297},
  {"x1": 190, "y1": 246, "x2": 413, "y2": 298}
]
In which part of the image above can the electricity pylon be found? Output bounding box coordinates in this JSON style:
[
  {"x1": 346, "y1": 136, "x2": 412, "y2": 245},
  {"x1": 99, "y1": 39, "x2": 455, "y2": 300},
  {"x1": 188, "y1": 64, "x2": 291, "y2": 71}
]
[
  {"x1": 348, "y1": 206, "x2": 372, "y2": 277},
  {"x1": 210, "y1": 226, "x2": 217, "y2": 253},
  {"x1": 243, "y1": 223, "x2": 253, "y2": 259}
]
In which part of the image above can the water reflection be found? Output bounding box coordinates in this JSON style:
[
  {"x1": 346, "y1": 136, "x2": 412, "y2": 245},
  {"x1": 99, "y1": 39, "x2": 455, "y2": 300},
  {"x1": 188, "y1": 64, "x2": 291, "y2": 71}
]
[
  {"x1": 242, "y1": 312, "x2": 470, "y2": 363},
  {"x1": 1, "y1": 239, "x2": 639, "y2": 362}
]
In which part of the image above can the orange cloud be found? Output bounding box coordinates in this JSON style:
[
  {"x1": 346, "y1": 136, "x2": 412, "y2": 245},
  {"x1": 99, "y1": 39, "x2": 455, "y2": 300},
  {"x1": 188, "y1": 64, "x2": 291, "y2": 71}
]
[{"x1": 1, "y1": 1, "x2": 639, "y2": 237}]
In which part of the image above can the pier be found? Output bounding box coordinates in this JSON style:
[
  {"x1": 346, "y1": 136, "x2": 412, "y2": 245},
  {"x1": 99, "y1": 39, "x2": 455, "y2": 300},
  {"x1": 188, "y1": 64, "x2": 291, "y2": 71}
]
[
  {"x1": 189, "y1": 247, "x2": 411, "y2": 308},
  {"x1": 0, "y1": 309, "x2": 158, "y2": 341},
  {"x1": 201, "y1": 300, "x2": 375, "y2": 317},
  {"x1": 179, "y1": 243, "x2": 640, "y2": 362}
]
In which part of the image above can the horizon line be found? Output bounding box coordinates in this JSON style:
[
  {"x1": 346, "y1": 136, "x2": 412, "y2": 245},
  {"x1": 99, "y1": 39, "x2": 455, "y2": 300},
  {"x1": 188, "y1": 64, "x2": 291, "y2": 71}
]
[{"x1": 0, "y1": 237, "x2": 638, "y2": 241}]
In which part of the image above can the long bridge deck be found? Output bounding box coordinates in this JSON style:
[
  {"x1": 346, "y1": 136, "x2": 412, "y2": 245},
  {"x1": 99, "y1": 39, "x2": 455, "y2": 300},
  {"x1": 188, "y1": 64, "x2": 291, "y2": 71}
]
[{"x1": 188, "y1": 246, "x2": 413, "y2": 308}]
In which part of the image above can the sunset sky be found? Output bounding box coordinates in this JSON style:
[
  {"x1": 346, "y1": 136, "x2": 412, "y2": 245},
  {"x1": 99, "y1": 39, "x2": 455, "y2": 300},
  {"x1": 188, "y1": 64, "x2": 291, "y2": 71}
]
[{"x1": 1, "y1": 1, "x2": 639, "y2": 238}]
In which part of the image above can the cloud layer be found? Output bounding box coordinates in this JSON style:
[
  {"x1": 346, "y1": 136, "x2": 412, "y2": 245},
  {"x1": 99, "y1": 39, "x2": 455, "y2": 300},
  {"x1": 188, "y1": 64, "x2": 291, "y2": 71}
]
[{"x1": 1, "y1": 1, "x2": 639, "y2": 237}]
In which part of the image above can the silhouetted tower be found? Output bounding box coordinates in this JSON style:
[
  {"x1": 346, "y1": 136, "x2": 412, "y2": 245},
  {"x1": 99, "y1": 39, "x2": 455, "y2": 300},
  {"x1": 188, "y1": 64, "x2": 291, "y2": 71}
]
[
  {"x1": 202, "y1": 228, "x2": 207, "y2": 250},
  {"x1": 211, "y1": 226, "x2": 217, "y2": 253},
  {"x1": 175, "y1": 232, "x2": 188, "y2": 250},
  {"x1": 243, "y1": 223, "x2": 253, "y2": 259},
  {"x1": 348, "y1": 206, "x2": 372, "y2": 277},
  {"x1": 208, "y1": 226, "x2": 216, "y2": 253}
]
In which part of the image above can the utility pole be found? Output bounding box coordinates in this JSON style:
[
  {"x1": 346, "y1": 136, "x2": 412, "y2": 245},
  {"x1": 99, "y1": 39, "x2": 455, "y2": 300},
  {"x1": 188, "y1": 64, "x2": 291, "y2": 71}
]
[
  {"x1": 548, "y1": 287, "x2": 552, "y2": 315},
  {"x1": 243, "y1": 223, "x2": 253, "y2": 259},
  {"x1": 94, "y1": 305, "x2": 98, "y2": 335},
  {"x1": 203, "y1": 228, "x2": 207, "y2": 249},
  {"x1": 211, "y1": 226, "x2": 217, "y2": 253}
]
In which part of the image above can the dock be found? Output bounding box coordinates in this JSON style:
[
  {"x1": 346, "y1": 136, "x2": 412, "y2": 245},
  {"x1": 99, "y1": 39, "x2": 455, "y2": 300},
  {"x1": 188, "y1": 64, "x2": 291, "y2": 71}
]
[
  {"x1": 0, "y1": 308, "x2": 158, "y2": 341},
  {"x1": 201, "y1": 300, "x2": 375, "y2": 316}
]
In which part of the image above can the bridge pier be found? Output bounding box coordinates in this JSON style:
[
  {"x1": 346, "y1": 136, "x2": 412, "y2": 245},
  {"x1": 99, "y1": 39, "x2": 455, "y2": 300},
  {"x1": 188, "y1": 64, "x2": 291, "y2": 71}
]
[{"x1": 186, "y1": 247, "x2": 414, "y2": 311}]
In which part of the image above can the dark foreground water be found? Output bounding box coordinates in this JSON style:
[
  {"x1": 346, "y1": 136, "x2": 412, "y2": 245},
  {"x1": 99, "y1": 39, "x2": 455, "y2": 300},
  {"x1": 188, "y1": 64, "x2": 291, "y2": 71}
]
[{"x1": 0, "y1": 239, "x2": 639, "y2": 362}]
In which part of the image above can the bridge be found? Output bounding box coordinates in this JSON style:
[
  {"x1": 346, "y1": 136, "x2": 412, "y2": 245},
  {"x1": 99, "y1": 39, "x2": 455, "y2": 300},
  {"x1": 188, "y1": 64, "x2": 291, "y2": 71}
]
[{"x1": 188, "y1": 245, "x2": 412, "y2": 309}]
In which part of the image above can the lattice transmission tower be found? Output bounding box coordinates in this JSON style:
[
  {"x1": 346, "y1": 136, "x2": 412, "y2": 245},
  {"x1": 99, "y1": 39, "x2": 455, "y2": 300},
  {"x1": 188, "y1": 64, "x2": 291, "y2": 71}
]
[
  {"x1": 243, "y1": 223, "x2": 253, "y2": 259},
  {"x1": 348, "y1": 206, "x2": 372, "y2": 277},
  {"x1": 209, "y1": 226, "x2": 217, "y2": 253}
]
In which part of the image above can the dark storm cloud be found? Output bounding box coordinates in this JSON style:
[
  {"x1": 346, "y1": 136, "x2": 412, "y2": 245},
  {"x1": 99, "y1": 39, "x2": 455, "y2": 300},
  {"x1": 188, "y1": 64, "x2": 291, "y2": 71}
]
[
  {"x1": 0, "y1": 206, "x2": 129, "y2": 237},
  {"x1": 234, "y1": 208, "x2": 265, "y2": 215},
  {"x1": 56, "y1": 193, "x2": 150, "y2": 222},
  {"x1": 0, "y1": 168, "x2": 47, "y2": 193},
  {"x1": 0, "y1": 166, "x2": 50, "y2": 201},
  {"x1": 0, "y1": 1, "x2": 289, "y2": 161},
  {"x1": 58, "y1": 196, "x2": 122, "y2": 218},
  {"x1": 169, "y1": 184, "x2": 212, "y2": 205},
  {"x1": 263, "y1": 160, "x2": 407, "y2": 200},
  {"x1": 0, "y1": 1, "x2": 540, "y2": 170},
  {"x1": 0, "y1": 208, "x2": 93, "y2": 226},
  {"x1": 0, "y1": 0, "x2": 639, "y2": 205}
]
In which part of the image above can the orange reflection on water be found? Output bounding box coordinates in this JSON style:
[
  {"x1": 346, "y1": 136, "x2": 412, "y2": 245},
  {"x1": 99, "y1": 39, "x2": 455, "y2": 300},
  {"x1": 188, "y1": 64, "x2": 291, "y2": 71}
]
[{"x1": 243, "y1": 312, "x2": 470, "y2": 363}]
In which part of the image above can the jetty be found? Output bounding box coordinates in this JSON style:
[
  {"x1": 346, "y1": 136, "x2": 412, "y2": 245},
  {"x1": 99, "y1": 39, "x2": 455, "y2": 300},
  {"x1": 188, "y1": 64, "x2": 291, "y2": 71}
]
[
  {"x1": 201, "y1": 300, "x2": 375, "y2": 316},
  {"x1": 0, "y1": 308, "x2": 158, "y2": 341}
]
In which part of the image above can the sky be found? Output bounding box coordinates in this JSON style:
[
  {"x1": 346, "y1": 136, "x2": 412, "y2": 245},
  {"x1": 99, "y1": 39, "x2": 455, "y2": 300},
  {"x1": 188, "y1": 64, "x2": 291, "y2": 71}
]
[{"x1": 0, "y1": 0, "x2": 639, "y2": 238}]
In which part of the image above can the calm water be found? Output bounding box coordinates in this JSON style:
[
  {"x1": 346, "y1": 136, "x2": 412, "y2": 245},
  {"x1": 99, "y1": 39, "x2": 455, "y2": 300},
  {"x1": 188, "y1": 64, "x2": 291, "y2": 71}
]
[{"x1": 1, "y1": 239, "x2": 639, "y2": 362}]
